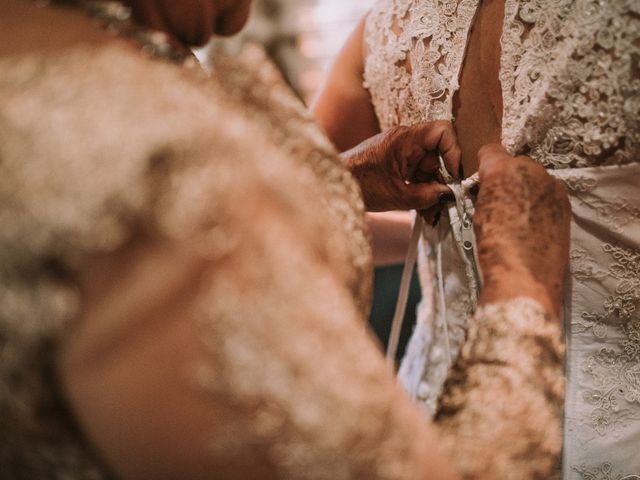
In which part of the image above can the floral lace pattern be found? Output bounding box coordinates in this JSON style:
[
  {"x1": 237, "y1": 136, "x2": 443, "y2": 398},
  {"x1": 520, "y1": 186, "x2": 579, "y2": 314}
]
[
  {"x1": 571, "y1": 244, "x2": 640, "y2": 438},
  {"x1": 365, "y1": 0, "x2": 640, "y2": 166},
  {"x1": 573, "y1": 462, "x2": 640, "y2": 480},
  {"x1": 364, "y1": 0, "x2": 479, "y2": 129},
  {"x1": 561, "y1": 174, "x2": 640, "y2": 235}
]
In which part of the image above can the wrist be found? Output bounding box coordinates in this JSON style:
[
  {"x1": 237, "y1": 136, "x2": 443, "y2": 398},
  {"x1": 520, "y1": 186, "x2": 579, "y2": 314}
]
[
  {"x1": 341, "y1": 145, "x2": 384, "y2": 211},
  {"x1": 342, "y1": 144, "x2": 372, "y2": 181},
  {"x1": 480, "y1": 266, "x2": 559, "y2": 319}
]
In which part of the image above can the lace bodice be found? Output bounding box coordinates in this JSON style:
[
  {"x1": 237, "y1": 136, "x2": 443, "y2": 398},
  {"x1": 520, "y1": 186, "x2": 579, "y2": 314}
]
[
  {"x1": 364, "y1": 1, "x2": 640, "y2": 478},
  {"x1": 364, "y1": 0, "x2": 640, "y2": 167}
]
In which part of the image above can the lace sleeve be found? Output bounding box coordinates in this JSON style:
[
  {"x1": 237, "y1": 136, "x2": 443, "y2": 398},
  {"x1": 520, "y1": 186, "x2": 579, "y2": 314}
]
[
  {"x1": 186, "y1": 196, "x2": 456, "y2": 480},
  {"x1": 57, "y1": 146, "x2": 457, "y2": 479},
  {"x1": 435, "y1": 298, "x2": 565, "y2": 479}
]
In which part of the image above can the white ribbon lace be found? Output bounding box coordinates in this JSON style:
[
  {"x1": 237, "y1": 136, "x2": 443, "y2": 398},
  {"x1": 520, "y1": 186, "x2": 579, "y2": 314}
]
[{"x1": 387, "y1": 162, "x2": 481, "y2": 368}]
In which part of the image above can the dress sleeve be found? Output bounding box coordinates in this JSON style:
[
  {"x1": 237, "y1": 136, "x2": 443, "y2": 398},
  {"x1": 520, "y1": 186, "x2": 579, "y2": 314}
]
[
  {"x1": 57, "y1": 147, "x2": 457, "y2": 480},
  {"x1": 182, "y1": 196, "x2": 457, "y2": 480},
  {"x1": 435, "y1": 298, "x2": 565, "y2": 479}
]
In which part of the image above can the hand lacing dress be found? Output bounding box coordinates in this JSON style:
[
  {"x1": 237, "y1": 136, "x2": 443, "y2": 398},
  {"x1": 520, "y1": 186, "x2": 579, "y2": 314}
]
[{"x1": 364, "y1": 1, "x2": 640, "y2": 478}]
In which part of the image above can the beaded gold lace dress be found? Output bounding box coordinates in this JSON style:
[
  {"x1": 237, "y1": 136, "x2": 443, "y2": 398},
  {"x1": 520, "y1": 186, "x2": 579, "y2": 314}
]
[
  {"x1": 364, "y1": 1, "x2": 640, "y2": 478},
  {"x1": 0, "y1": 9, "x2": 379, "y2": 476}
]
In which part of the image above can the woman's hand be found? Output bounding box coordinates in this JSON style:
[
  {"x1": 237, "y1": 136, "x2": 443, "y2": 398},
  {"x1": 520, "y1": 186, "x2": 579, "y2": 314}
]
[
  {"x1": 342, "y1": 122, "x2": 461, "y2": 212},
  {"x1": 474, "y1": 144, "x2": 571, "y2": 317}
]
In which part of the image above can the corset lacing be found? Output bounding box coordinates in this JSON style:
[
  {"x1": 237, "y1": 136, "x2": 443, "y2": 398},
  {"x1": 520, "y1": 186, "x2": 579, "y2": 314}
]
[{"x1": 387, "y1": 164, "x2": 481, "y2": 378}]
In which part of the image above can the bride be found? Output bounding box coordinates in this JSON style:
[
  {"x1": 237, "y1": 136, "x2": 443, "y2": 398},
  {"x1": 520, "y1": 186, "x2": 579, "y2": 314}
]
[{"x1": 314, "y1": 0, "x2": 640, "y2": 478}]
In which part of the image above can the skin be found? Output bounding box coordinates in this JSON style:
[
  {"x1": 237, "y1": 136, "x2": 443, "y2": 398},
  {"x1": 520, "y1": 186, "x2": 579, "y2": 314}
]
[
  {"x1": 453, "y1": 0, "x2": 504, "y2": 174},
  {"x1": 474, "y1": 145, "x2": 571, "y2": 317},
  {"x1": 313, "y1": 18, "x2": 379, "y2": 152},
  {"x1": 127, "y1": 0, "x2": 253, "y2": 45},
  {"x1": 343, "y1": 122, "x2": 460, "y2": 211}
]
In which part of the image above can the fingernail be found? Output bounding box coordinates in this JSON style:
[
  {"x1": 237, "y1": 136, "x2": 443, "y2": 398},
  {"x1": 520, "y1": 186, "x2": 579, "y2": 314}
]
[
  {"x1": 470, "y1": 184, "x2": 480, "y2": 196},
  {"x1": 432, "y1": 211, "x2": 441, "y2": 228},
  {"x1": 439, "y1": 192, "x2": 455, "y2": 204},
  {"x1": 458, "y1": 163, "x2": 464, "y2": 179}
]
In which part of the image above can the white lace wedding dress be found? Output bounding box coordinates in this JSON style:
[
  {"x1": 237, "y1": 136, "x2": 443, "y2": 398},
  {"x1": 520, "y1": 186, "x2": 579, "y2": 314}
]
[{"x1": 364, "y1": 1, "x2": 640, "y2": 478}]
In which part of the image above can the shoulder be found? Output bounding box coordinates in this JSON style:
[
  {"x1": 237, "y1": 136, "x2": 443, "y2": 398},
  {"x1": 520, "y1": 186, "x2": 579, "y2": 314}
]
[{"x1": 0, "y1": 40, "x2": 324, "y2": 259}]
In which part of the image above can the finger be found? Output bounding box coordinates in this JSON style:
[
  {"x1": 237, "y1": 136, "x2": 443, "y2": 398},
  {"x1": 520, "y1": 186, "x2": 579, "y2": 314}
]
[
  {"x1": 421, "y1": 121, "x2": 461, "y2": 180},
  {"x1": 420, "y1": 204, "x2": 444, "y2": 227},
  {"x1": 433, "y1": 122, "x2": 462, "y2": 180},
  {"x1": 400, "y1": 182, "x2": 455, "y2": 211},
  {"x1": 477, "y1": 143, "x2": 510, "y2": 181},
  {"x1": 406, "y1": 122, "x2": 461, "y2": 180},
  {"x1": 412, "y1": 151, "x2": 441, "y2": 182},
  {"x1": 399, "y1": 132, "x2": 441, "y2": 181}
]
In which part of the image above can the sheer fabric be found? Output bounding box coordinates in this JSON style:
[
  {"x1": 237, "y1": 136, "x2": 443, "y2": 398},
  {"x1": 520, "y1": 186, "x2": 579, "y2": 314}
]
[{"x1": 364, "y1": 1, "x2": 640, "y2": 477}]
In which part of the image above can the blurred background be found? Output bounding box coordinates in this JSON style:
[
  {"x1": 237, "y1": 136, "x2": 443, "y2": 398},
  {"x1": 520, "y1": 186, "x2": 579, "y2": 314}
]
[
  {"x1": 206, "y1": 0, "x2": 373, "y2": 102},
  {"x1": 204, "y1": 0, "x2": 420, "y2": 360}
]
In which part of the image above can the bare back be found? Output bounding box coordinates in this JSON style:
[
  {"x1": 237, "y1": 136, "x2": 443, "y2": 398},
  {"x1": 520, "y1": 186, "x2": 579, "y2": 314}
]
[{"x1": 453, "y1": 0, "x2": 504, "y2": 174}]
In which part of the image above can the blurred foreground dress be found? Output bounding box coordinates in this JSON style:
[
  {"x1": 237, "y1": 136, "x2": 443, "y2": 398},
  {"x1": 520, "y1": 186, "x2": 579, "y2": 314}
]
[{"x1": 0, "y1": 21, "x2": 378, "y2": 475}]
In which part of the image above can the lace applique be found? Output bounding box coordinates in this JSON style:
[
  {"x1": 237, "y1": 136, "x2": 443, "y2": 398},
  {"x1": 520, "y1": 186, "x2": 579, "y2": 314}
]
[
  {"x1": 560, "y1": 174, "x2": 640, "y2": 234},
  {"x1": 600, "y1": 245, "x2": 640, "y2": 321},
  {"x1": 504, "y1": 1, "x2": 640, "y2": 166},
  {"x1": 562, "y1": 175, "x2": 599, "y2": 194},
  {"x1": 365, "y1": 1, "x2": 640, "y2": 169},
  {"x1": 364, "y1": 0, "x2": 480, "y2": 128},
  {"x1": 573, "y1": 462, "x2": 640, "y2": 480},
  {"x1": 571, "y1": 249, "x2": 610, "y2": 284},
  {"x1": 589, "y1": 198, "x2": 640, "y2": 235},
  {"x1": 574, "y1": 244, "x2": 640, "y2": 437}
]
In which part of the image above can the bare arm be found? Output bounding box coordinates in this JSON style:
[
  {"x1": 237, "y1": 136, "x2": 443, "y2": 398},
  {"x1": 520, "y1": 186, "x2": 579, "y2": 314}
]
[{"x1": 311, "y1": 16, "x2": 380, "y2": 152}]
